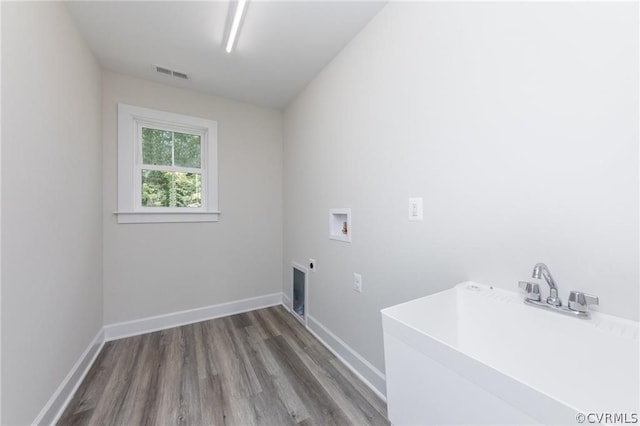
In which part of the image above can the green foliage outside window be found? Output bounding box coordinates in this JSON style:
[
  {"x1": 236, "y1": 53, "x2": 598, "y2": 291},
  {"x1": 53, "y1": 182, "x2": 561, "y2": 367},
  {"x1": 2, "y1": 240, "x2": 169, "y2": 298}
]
[
  {"x1": 141, "y1": 127, "x2": 202, "y2": 208},
  {"x1": 142, "y1": 170, "x2": 202, "y2": 207}
]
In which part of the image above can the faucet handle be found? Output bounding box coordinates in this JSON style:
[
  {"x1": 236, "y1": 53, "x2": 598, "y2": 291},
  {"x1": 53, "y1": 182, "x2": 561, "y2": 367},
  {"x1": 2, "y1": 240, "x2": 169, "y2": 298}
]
[
  {"x1": 568, "y1": 291, "x2": 599, "y2": 313},
  {"x1": 518, "y1": 281, "x2": 541, "y2": 302}
]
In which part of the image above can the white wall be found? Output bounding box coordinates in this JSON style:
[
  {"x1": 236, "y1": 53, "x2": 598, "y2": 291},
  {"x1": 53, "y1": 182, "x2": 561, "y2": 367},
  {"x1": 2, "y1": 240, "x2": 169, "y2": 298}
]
[
  {"x1": 0, "y1": 3, "x2": 4, "y2": 422},
  {"x1": 1, "y1": 2, "x2": 103, "y2": 424},
  {"x1": 102, "y1": 72, "x2": 283, "y2": 324},
  {"x1": 284, "y1": 2, "x2": 638, "y2": 375}
]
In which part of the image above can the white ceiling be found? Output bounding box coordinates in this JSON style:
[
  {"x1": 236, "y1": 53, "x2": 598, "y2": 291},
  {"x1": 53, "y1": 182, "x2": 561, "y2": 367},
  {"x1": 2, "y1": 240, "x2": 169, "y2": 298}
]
[{"x1": 66, "y1": 1, "x2": 386, "y2": 108}]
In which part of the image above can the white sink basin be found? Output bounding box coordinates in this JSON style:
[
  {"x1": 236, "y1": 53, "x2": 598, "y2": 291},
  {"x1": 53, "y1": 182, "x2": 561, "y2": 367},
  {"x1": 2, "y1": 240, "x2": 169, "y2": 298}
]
[{"x1": 381, "y1": 282, "x2": 639, "y2": 424}]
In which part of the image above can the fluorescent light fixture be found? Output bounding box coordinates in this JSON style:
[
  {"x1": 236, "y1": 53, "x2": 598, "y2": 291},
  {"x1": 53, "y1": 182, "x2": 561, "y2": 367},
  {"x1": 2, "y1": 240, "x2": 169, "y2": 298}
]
[{"x1": 226, "y1": 0, "x2": 247, "y2": 53}]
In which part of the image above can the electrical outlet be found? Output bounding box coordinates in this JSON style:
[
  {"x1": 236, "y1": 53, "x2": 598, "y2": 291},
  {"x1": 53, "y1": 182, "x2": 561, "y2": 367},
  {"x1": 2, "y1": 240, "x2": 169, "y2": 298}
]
[
  {"x1": 353, "y1": 273, "x2": 362, "y2": 293},
  {"x1": 309, "y1": 258, "x2": 316, "y2": 271},
  {"x1": 408, "y1": 197, "x2": 423, "y2": 221}
]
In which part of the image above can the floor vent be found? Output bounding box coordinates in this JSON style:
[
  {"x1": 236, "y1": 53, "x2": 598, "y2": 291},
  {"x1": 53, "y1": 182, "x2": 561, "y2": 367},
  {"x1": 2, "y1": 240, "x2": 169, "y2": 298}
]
[{"x1": 155, "y1": 65, "x2": 189, "y2": 80}]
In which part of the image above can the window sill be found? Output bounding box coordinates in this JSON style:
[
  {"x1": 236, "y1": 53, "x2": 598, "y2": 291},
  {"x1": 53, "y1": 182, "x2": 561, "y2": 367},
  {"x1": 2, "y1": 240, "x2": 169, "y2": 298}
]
[{"x1": 114, "y1": 211, "x2": 221, "y2": 224}]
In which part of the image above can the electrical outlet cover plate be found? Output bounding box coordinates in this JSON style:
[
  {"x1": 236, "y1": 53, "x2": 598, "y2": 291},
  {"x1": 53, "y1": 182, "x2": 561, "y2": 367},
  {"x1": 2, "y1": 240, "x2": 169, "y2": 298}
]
[{"x1": 353, "y1": 273, "x2": 362, "y2": 293}]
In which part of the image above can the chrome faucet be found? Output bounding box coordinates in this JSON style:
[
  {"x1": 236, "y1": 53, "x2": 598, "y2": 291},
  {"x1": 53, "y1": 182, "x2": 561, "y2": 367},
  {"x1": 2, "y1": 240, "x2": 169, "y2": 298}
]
[
  {"x1": 532, "y1": 263, "x2": 561, "y2": 306},
  {"x1": 518, "y1": 262, "x2": 599, "y2": 319}
]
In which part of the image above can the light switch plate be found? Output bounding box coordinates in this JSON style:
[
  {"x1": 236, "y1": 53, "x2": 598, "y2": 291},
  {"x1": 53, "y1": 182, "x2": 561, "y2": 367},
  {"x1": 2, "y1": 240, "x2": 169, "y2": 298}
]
[{"x1": 408, "y1": 197, "x2": 423, "y2": 221}]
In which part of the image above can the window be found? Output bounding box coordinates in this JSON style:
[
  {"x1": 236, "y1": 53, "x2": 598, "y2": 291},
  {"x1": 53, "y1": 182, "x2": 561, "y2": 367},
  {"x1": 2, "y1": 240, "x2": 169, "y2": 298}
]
[{"x1": 117, "y1": 104, "x2": 219, "y2": 223}]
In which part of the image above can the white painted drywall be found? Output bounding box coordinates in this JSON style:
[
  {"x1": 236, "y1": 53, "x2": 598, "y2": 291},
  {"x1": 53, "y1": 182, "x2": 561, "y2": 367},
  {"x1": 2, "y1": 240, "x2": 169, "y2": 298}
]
[
  {"x1": 102, "y1": 72, "x2": 283, "y2": 324},
  {"x1": 0, "y1": 3, "x2": 4, "y2": 422},
  {"x1": 284, "y1": 2, "x2": 638, "y2": 374},
  {"x1": 1, "y1": 2, "x2": 103, "y2": 424}
]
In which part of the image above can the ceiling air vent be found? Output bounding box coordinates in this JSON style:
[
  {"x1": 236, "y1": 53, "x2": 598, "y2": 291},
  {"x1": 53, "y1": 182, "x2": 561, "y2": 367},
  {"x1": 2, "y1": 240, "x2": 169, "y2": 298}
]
[
  {"x1": 155, "y1": 66, "x2": 172, "y2": 75},
  {"x1": 154, "y1": 65, "x2": 189, "y2": 80}
]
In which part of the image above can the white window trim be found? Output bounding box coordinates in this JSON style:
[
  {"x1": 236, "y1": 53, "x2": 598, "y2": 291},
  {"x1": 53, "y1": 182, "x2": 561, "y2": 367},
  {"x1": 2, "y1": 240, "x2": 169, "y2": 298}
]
[{"x1": 116, "y1": 104, "x2": 220, "y2": 224}]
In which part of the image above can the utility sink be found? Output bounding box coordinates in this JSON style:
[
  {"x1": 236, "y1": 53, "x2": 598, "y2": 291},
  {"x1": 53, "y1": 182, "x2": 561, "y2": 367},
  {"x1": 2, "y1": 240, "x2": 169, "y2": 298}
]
[{"x1": 381, "y1": 282, "x2": 639, "y2": 425}]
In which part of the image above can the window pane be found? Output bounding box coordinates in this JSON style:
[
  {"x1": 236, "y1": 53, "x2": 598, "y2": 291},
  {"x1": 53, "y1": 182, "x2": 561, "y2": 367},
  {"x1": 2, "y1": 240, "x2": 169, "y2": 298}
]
[
  {"x1": 174, "y1": 132, "x2": 201, "y2": 168},
  {"x1": 142, "y1": 128, "x2": 172, "y2": 166},
  {"x1": 174, "y1": 172, "x2": 202, "y2": 207},
  {"x1": 141, "y1": 170, "x2": 202, "y2": 208}
]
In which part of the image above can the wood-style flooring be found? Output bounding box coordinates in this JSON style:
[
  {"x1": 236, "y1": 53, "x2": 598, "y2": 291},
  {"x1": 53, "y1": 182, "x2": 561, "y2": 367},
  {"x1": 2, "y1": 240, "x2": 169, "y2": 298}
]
[{"x1": 58, "y1": 306, "x2": 389, "y2": 426}]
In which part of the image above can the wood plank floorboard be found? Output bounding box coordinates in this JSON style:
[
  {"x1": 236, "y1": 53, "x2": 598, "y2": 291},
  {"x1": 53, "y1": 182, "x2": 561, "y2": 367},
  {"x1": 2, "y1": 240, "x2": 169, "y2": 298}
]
[{"x1": 58, "y1": 306, "x2": 388, "y2": 426}]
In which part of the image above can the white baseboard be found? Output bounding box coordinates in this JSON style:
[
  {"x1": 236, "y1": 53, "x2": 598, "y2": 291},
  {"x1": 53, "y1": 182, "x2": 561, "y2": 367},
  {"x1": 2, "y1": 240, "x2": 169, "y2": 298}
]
[
  {"x1": 306, "y1": 314, "x2": 387, "y2": 401},
  {"x1": 33, "y1": 328, "x2": 105, "y2": 426},
  {"x1": 104, "y1": 293, "x2": 282, "y2": 341}
]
